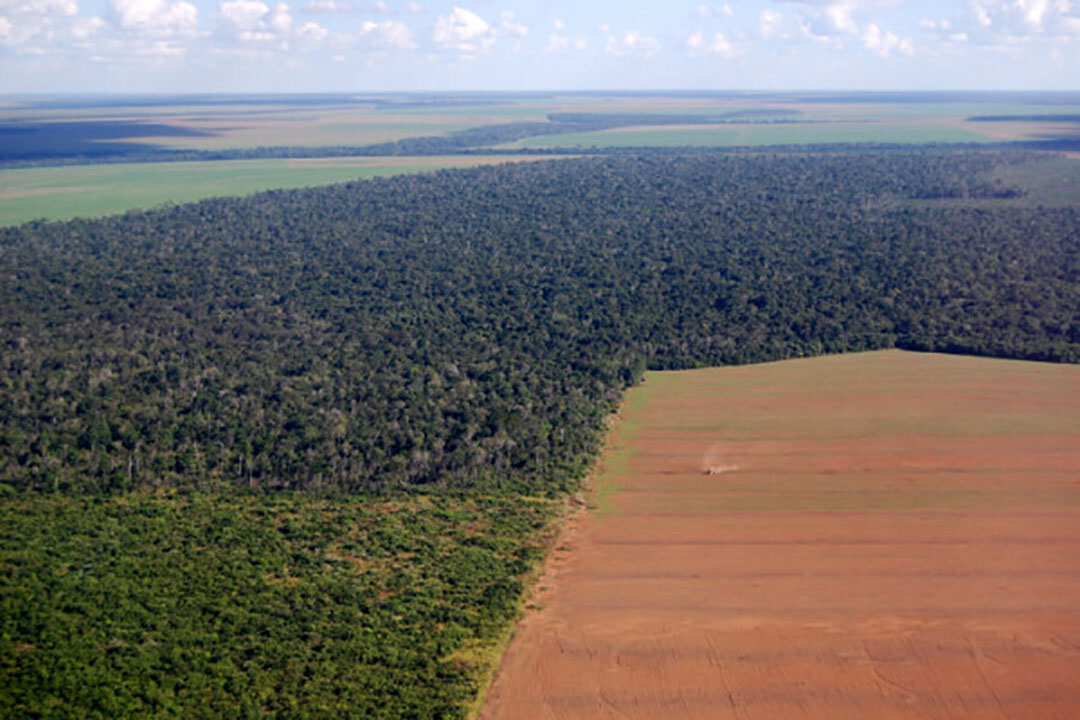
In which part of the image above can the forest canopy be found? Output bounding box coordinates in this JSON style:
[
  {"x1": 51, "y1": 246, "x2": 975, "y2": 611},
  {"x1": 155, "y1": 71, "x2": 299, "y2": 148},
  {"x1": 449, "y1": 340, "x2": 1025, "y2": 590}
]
[{"x1": 1, "y1": 151, "x2": 1078, "y2": 496}]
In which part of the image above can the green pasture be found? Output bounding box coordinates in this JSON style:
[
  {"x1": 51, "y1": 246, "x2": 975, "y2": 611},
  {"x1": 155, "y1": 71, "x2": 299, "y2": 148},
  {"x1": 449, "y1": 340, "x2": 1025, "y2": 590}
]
[
  {"x1": 0, "y1": 156, "x2": 544, "y2": 226},
  {"x1": 506, "y1": 121, "x2": 993, "y2": 149}
]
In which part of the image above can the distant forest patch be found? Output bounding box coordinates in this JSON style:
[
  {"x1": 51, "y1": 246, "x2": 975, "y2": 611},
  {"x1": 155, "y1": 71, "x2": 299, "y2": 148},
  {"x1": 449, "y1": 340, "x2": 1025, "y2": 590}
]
[{"x1": 968, "y1": 114, "x2": 1080, "y2": 122}]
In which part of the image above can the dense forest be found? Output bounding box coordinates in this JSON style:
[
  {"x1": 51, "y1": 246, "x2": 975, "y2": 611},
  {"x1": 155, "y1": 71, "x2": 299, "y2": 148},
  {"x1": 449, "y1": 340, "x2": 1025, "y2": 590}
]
[
  {"x1": 1, "y1": 151, "x2": 1078, "y2": 496},
  {"x1": 2, "y1": 149, "x2": 1079, "y2": 717}
]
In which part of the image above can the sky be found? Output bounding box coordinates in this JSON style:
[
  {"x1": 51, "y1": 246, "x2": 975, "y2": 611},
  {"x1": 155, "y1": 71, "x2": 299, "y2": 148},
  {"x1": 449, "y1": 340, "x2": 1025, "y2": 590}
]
[{"x1": 1, "y1": 0, "x2": 1079, "y2": 93}]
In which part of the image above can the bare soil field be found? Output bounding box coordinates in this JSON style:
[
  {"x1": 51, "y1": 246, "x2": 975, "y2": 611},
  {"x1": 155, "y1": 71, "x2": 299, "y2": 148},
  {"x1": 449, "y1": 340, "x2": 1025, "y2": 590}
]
[
  {"x1": 958, "y1": 119, "x2": 1080, "y2": 142},
  {"x1": 481, "y1": 350, "x2": 1080, "y2": 719}
]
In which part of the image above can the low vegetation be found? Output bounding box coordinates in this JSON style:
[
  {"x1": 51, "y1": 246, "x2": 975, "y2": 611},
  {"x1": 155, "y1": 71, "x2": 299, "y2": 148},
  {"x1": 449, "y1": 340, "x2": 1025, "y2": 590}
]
[{"x1": 0, "y1": 491, "x2": 554, "y2": 718}]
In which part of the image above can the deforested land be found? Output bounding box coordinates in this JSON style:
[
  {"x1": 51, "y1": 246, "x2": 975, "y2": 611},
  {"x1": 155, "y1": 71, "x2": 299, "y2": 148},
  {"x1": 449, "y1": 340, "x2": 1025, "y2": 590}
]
[
  {"x1": 482, "y1": 350, "x2": 1080, "y2": 718},
  {"x1": 2, "y1": 99, "x2": 1080, "y2": 718}
]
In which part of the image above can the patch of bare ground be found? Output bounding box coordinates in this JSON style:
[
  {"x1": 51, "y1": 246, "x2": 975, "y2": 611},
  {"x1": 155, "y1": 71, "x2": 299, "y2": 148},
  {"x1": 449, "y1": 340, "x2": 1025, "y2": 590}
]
[
  {"x1": 479, "y1": 350, "x2": 1080, "y2": 719},
  {"x1": 0, "y1": 185, "x2": 85, "y2": 200},
  {"x1": 957, "y1": 119, "x2": 1080, "y2": 141}
]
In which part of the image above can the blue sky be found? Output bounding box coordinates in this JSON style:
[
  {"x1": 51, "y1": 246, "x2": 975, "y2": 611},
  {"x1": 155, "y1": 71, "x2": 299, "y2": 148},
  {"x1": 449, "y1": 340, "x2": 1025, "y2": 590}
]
[{"x1": 1, "y1": 0, "x2": 1078, "y2": 92}]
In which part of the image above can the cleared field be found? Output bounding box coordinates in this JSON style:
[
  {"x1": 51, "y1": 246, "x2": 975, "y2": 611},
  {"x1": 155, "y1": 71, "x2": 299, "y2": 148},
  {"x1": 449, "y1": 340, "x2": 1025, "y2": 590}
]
[
  {"x1": 506, "y1": 121, "x2": 991, "y2": 149},
  {"x1": 481, "y1": 350, "x2": 1080, "y2": 719},
  {"x1": 1, "y1": 103, "x2": 549, "y2": 151},
  {"x1": 0, "y1": 155, "x2": 565, "y2": 225}
]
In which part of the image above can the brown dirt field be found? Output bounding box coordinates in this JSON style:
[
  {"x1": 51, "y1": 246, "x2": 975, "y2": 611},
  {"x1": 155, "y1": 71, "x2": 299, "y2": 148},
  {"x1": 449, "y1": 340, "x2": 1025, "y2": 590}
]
[
  {"x1": 0, "y1": 185, "x2": 84, "y2": 200},
  {"x1": 957, "y1": 119, "x2": 1080, "y2": 142},
  {"x1": 480, "y1": 350, "x2": 1080, "y2": 719}
]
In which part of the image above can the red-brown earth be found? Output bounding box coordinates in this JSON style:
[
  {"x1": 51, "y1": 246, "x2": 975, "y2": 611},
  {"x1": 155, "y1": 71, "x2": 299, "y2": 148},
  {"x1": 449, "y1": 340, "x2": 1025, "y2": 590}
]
[{"x1": 480, "y1": 350, "x2": 1080, "y2": 719}]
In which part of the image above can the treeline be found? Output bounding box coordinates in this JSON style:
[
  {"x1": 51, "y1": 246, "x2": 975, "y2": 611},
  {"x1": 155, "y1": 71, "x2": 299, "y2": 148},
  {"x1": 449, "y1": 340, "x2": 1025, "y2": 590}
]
[
  {"x1": 1, "y1": 151, "x2": 1078, "y2": 495},
  {"x1": 0, "y1": 138, "x2": 1051, "y2": 170},
  {"x1": 968, "y1": 114, "x2": 1080, "y2": 122}
]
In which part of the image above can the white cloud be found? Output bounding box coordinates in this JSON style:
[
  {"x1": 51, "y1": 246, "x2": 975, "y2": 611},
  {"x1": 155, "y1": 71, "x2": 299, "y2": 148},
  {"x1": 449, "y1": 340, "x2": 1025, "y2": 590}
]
[
  {"x1": 758, "y1": 9, "x2": 784, "y2": 38},
  {"x1": 949, "y1": 31, "x2": 969, "y2": 41},
  {"x1": 268, "y1": 1, "x2": 289, "y2": 32},
  {"x1": 71, "y1": 14, "x2": 104, "y2": 37},
  {"x1": 219, "y1": 0, "x2": 294, "y2": 44},
  {"x1": 687, "y1": 28, "x2": 735, "y2": 56},
  {"x1": 432, "y1": 6, "x2": 493, "y2": 52},
  {"x1": 605, "y1": 29, "x2": 661, "y2": 58},
  {"x1": 1016, "y1": 0, "x2": 1050, "y2": 27},
  {"x1": 697, "y1": 4, "x2": 733, "y2": 18},
  {"x1": 361, "y1": 18, "x2": 414, "y2": 48},
  {"x1": 373, "y1": 0, "x2": 385, "y2": 12},
  {"x1": 971, "y1": 0, "x2": 993, "y2": 27},
  {"x1": 544, "y1": 32, "x2": 585, "y2": 53},
  {"x1": 110, "y1": 0, "x2": 198, "y2": 35},
  {"x1": 499, "y1": 10, "x2": 526, "y2": 37},
  {"x1": 5, "y1": 0, "x2": 77, "y2": 15},
  {"x1": 405, "y1": 0, "x2": 420, "y2": 11},
  {"x1": 296, "y1": 19, "x2": 324, "y2": 41},
  {"x1": 553, "y1": 17, "x2": 563, "y2": 30},
  {"x1": 861, "y1": 22, "x2": 912, "y2": 56},
  {"x1": 545, "y1": 32, "x2": 566, "y2": 52},
  {"x1": 302, "y1": 0, "x2": 349, "y2": 10},
  {"x1": 825, "y1": 2, "x2": 857, "y2": 34},
  {"x1": 0, "y1": 0, "x2": 82, "y2": 47},
  {"x1": 960, "y1": 0, "x2": 1080, "y2": 39},
  {"x1": 220, "y1": 0, "x2": 267, "y2": 30}
]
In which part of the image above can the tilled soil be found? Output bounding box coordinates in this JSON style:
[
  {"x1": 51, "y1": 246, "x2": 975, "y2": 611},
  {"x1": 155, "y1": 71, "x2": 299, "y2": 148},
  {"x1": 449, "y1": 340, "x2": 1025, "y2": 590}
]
[{"x1": 480, "y1": 350, "x2": 1080, "y2": 720}]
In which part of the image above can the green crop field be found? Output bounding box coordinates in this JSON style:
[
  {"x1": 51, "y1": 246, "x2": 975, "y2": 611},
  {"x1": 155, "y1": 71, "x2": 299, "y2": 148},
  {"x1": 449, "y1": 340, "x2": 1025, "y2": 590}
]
[{"x1": 0, "y1": 156, "x2": 559, "y2": 226}]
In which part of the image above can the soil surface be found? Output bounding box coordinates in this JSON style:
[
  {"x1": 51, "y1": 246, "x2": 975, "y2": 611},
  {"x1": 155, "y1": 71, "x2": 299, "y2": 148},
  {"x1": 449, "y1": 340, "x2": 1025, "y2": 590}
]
[{"x1": 480, "y1": 350, "x2": 1080, "y2": 719}]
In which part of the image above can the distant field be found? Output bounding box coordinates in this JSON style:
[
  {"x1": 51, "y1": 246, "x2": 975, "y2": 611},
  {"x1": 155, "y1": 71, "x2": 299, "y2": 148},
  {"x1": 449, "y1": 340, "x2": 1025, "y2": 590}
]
[
  {"x1": 0, "y1": 155, "x2": 565, "y2": 225},
  {"x1": 1, "y1": 104, "x2": 539, "y2": 155},
  {"x1": 506, "y1": 121, "x2": 992, "y2": 149},
  {"x1": 4, "y1": 92, "x2": 1080, "y2": 225},
  {"x1": 483, "y1": 350, "x2": 1080, "y2": 719},
  {"x1": 151, "y1": 116, "x2": 472, "y2": 150},
  {"x1": 9, "y1": 93, "x2": 1080, "y2": 157}
]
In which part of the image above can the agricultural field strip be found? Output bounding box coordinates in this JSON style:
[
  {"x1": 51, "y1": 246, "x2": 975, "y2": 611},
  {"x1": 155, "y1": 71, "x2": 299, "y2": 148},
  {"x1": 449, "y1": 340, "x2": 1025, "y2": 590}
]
[
  {"x1": 0, "y1": 154, "x2": 572, "y2": 226},
  {"x1": 481, "y1": 350, "x2": 1080, "y2": 719}
]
